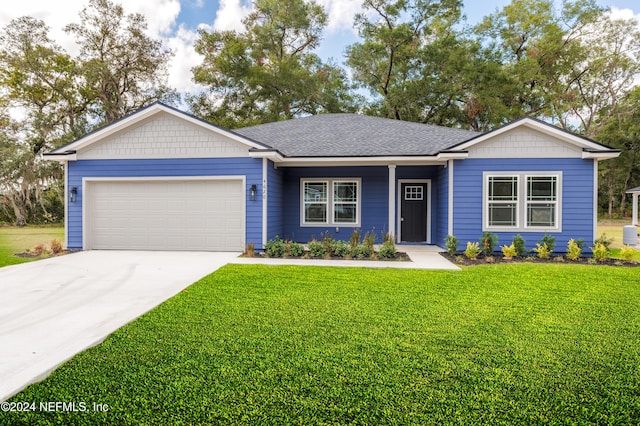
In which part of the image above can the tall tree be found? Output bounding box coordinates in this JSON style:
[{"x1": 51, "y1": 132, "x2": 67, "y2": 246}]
[
  {"x1": 190, "y1": 0, "x2": 356, "y2": 128},
  {"x1": 65, "y1": 0, "x2": 176, "y2": 124},
  {"x1": 0, "y1": 17, "x2": 81, "y2": 225}
]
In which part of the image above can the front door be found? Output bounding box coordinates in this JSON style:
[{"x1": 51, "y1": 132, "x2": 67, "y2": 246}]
[{"x1": 400, "y1": 182, "x2": 428, "y2": 242}]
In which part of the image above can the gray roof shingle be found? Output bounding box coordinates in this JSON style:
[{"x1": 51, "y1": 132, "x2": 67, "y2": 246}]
[{"x1": 233, "y1": 113, "x2": 479, "y2": 157}]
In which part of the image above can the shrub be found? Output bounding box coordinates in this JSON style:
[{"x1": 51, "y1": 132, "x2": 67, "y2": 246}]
[
  {"x1": 351, "y1": 243, "x2": 372, "y2": 259},
  {"x1": 378, "y1": 240, "x2": 397, "y2": 259},
  {"x1": 533, "y1": 242, "x2": 551, "y2": 259},
  {"x1": 349, "y1": 229, "x2": 361, "y2": 250},
  {"x1": 287, "y1": 241, "x2": 305, "y2": 257},
  {"x1": 265, "y1": 236, "x2": 286, "y2": 257},
  {"x1": 620, "y1": 245, "x2": 637, "y2": 261},
  {"x1": 383, "y1": 232, "x2": 394, "y2": 243},
  {"x1": 592, "y1": 242, "x2": 609, "y2": 262},
  {"x1": 464, "y1": 242, "x2": 481, "y2": 259},
  {"x1": 501, "y1": 243, "x2": 517, "y2": 259},
  {"x1": 244, "y1": 242, "x2": 255, "y2": 257},
  {"x1": 479, "y1": 231, "x2": 498, "y2": 255},
  {"x1": 363, "y1": 230, "x2": 376, "y2": 250},
  {"x1": 50, "y1": 239, "x2": 63, "y2": 254},
  {"x1": 566, "y1": 239, "x2": 582, "y2": 261},
  {"x1": 321, "y1": 233, "x2": 334, "y2": 256},
  {"x1": 330, "y1": 240, "x2": 350, "y2": 257},
  {"x1": 512, "y1": 234, "x2": 526, "y2": 256},
  {"x1": 539, "y1": 234, "x2": 556, "y2": 253},
  {"x1": 445, "y1": 235, "x2": 458, "y2": 255},
  {"x1": 594, "y1": 233, "x2": 614, "y2": 249},
  {"x1": 308, "y1": 239, "x2": 326, "y2": 258},
  {"x1": 30, "y1": 243, "x2": 47, "y2": 256}
]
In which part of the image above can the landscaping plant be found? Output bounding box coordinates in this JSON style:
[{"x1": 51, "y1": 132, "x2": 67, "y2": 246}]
[
  {"x1": 512, "y1": 234, "x2": 526, "y2": 256},
  {"x1": 378, "y1": 240, "x2": 397, "y2": 259},
  {"x1": 592, "y1": 242, "x2": 610, "y2": 262},
  {"x1": 533, "y1": 242, "x2": 551, "y2": 259},
  {"x1": 265, "y1": 236, "x2": 286, "y2": 257},
  {"x1": 464, "y1": 241, "x2": 481, "y2": 259},
  {"x1": 501, "y1": 243, "x2": 517, "y2": 259},
  {"x1": 479, "y1": 231, "x2": 498, "y2": 255},
  {"x1": 566, "y1": 239, "x2": 582, "y2": 261},
  {"x1": 620, "y1": 245, "x2": 638, "y2": 261},
  {"x1": 445, "y1": 235, "x2": 458, "y2": 255},
  {"x1": 308, "y1": 239, "x2": 326, "y2": 258}
]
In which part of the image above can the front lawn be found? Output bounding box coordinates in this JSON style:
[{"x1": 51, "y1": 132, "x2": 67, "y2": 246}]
[
  {"x1": 0, "y1": 225, "x2": 64, "y2": 267},
  {"x1": 6, "y1": 264, "x2": 640, "y2": 425}
]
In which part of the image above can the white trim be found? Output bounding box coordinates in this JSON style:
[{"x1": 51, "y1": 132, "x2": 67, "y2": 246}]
[
  {"x1": 582, "y1": 151, "x2": 620, "y2": 160},
  {"x1": 397, "y1": 179, "x2": 431, "y2": 243},
  {"x1": 262, "y1": 158, "x2": 268, "y2": 248},
  {"x1": 48, "y1": 103, "x2": 265, "y2": 156},
  {"x1": 482, "y1": 171, "x2": 563, "y2": 233},
  {"x1": 269, "y1": 152, "x2": 467, "y2": 167},
  {"x1": 64, "y1": 161, "x2": 69, "y2": 249},
  {"x1": 45, "y1": 153, "x2": 77, "y2": 162},
  {"x1": 388, "y1": 165, "x2": 396, "y2": 241},
  {"x1": 82, "y1": 175, "x2": 246, "y2": 250},
  {"x1": 594, "y1": 160, "x2": 600, "y2": 234},
  {"x1": 448, "y1": 160, "x2": 454, "y2": 236},
  {"x1": 300, "y1": 178, "x2": 362, "y2": 227}
]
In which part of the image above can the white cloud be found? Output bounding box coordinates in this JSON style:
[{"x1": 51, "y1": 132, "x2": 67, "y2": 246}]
[
  {"x1": 166, "y1": 25, "x2": 205, "y2": 94},
  {"x1": 315, "y1": 0, "x2": 362, "y2": 34},
  {"x1": 213, "y1": 0, "x2": 252, "y2": 32}
]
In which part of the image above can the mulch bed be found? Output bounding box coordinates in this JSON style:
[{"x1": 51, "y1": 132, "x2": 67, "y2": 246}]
[
  {"x1": 440, "y1": 252, "x2": 640, "y2": 267},
  {"x1": 245, "y1": 252, "x2": 411, "y2": 261}
]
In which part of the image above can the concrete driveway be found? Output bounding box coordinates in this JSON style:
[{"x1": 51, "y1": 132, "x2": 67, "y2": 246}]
[{"x1": 0, "y1": 250, "x2": 238, "y2": 402}]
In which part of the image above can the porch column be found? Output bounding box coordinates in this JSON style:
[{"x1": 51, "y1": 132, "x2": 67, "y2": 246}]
[
  {"x1": 633, "y1": 193, "x2": 639, "y2": 226},
  {"x1": 388, "y1": 165, "x2": 396, "y2": 241}
]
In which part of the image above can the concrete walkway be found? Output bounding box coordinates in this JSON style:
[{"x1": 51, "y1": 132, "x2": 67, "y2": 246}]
[
  {"x1": 231, "y1": 244, "x2": 460, "y2": 270},
  {"x1": 0, "y1": 250, "x2": 238, "y2": 402}
]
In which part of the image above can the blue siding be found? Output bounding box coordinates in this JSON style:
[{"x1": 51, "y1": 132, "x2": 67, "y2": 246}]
[
  {"x1": 67, "y1": 158, "x2": 263, "y2": 250},
  {"x1": 267, "y1": 160, "x2": 284, "y2": 243},
  {"x1": 281, "y1": 166, "x2": 388, "y2": 243},
  {"x1": 453, "y1": 158, "x2": 595, "y2": 253}
]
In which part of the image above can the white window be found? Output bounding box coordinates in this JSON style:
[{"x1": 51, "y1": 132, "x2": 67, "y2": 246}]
[
  {"x1": 483, "y1": 172, "x2": 561, "y2": 232},
  {"x1": 302, "y1": 179, "x2": 360, "y2": 226},
  {"x1": 404, "y1": 185, "x2": 424, "y2": 200}
]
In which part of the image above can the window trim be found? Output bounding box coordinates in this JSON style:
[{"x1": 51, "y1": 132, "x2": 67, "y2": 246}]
[
  {"x1": 300, "y1": 178, "x2": 361, "y2": 227},
  {"x1": 483, "y1": 171, "x2": 562, "y2": 232}
]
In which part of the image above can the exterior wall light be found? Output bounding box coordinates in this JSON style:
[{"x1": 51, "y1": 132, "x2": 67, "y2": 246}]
[
  {"x1": 70, "y1": 187, "x2": 78, "y2": 203},
  {"x1": 250, "y1": 184, "x2": 257, "y2": 201}
]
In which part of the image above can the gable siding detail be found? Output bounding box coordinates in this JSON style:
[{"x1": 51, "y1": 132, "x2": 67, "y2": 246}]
[
  {"x1": 67, "y1": 158, "x2": 262, "y2": 250},
  {"x1": 467, "y1": 127, "x2": 583, "y2": 159},
  {"x1": 267, "y1": 161, "x2": 284, "y2": 243},
  {"x1": 77, "y1": 114, "x2": 250, "y2": 160},
  {"x1": 453, "y1": 158, "x2": 595, "y2": 252}
]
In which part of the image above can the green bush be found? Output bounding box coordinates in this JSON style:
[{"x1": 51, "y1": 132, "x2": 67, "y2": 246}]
[
  {"x1": 349, "y1": 229, "x2": 361, "y2": 250},
  {"x1": 445, "y1": 235, "x2": 458, "y2": 255},
  {"x1": 287, "y1": 241, "x2": 305, "y2": 257},
  {"x1": 378, "y1": 240, "x2": 397, "y2": 259},
  {"x1": 363, "y1": 230, "x2": 376, "y2": 250},
  {"x1": 501, "y1": 243, "x2": 517, "y2": 259},
  {"x1": 321, "y1": 233, "x2": 334, "y2": 256},
  {"x1": 620, "y1": 245, "x2": 637, "y2": 261},
  {"x1": 566, "y1": 239, "x2": 582, "y2": 261},
  {"x1": 479, "y1": 231, "x2": 498, "y2": 255},
  {"x1": 533, "y1": 242, "x2": 551, "y2": 259},
  {"x1": 512, "y1": 234, "x2": 526, "y2": 256},
  {"x1": 592, "y1": 242, "x2": 609, "y2": 262},
  {"x1": 308, "y1": 239, "x2": 326, "y2": 258},
  {"x1": 351, "y1": 243, "x2": 372, "y2": 259},
  {"x1": 330, "y1": 240, "x2": 350, "y2": 257},
  {"x1": 594, "y1": 233, "x2": 614, "y2": 249},
  {"x1": 265, "y1": 236, "x2": 286, "y2": 257},
  {"x1": 464, "y1": 242, "x2": 481, "y2": 259},
  {"x1": 539, "y1": 234, "x2": 556, "y2": 253}
]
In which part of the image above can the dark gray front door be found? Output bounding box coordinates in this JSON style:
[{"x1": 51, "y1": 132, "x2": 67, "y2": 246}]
[{"x1": 401, "y1": 183, "x2": 428, "y2": 242}]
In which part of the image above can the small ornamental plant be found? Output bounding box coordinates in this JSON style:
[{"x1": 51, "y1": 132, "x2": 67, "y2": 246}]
[
  {"x1": 287, "y1": 241, "x2": 305, "y2": 257},
  {"x1": 244, "y1": 242, "x2": 256, "y2": 257},
  {"x1": 512, "y1": 234, "x2": 526, "y2": 256},
  {"x1": 533, "y1": 242, "x2": 551, "y2": 259},
  {"x1": 479, "y1": 231, "x2": 498, "y2": 255},
  {"x1": 308, "y1": 239, "x2": 326, "y2": 258},
  {"x1": 330, "y1": 240, "x2": 350, "y2": 257},
  {"x1": 620, "y1": 245, "x2": 638, "y2": 261},
  {"x1": 592, "y1": 242, "x2": 609, "y2": 262},
  {"x1": 445, "y1": 235, "x2": 458, "y2": 255},
  {"x1": 566, "y1": 239, "x2": 582, "y2": 261},
  {"x1": 464, "y1": 241, "x2": 481, "y2": 259},
  {"x1": 378, "y1": 240, "x2": 397, "y2": 259},
  {"x1": 265, "y1": 236, "x2": 286, "y2": 257},
  {"x1": 501, "y1": 243, "x2": 517, "y2": 259}
]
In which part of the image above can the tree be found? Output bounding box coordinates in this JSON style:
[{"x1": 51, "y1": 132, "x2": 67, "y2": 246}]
[
  {"x1": 0, "y1": 17, "x2": 81, "y2": 225},
  {"x1": 475, "y1": 0, "x2": 640, "y2": 135},
  {"x1": 595, "y1": 87, "x2": 640, "y2": 218},
  {"x1": 190, "y1": 0, "x2": 357, "y2": 128},
  {"x1": 65, "y1": 0, "x2": 176, "y2": 125}
]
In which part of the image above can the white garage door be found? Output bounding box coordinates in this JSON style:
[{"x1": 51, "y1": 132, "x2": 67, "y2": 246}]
[{"x1": 85, "y1": 179, "x2": 244, "y2": 251}]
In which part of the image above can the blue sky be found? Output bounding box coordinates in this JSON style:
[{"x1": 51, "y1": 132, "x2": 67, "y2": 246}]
[{"x1": 1, "y1": 0, "x2": 638, "y2": 94}]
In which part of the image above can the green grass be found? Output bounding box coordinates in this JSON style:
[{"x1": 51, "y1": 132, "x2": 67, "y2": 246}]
[
  {"x1": 6, "y1": 264, "x2": 640, "y2": 425},
  {"x1": 0, "y1": 225, "x2": 64, "y2": 267}
]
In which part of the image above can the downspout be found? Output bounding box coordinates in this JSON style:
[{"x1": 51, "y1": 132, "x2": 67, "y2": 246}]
[{"x1": 262, "y1": 158, "x2": 268, "y2": 249}]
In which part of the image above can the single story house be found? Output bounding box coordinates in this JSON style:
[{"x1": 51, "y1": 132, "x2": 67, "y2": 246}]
[{"x1": 45, "y1": 102, "x2": 620, "y2": 252}]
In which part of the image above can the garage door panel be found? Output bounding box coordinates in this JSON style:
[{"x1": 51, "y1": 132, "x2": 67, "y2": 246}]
[{"x1": 86, "y1": 179, "x2": 244, "y2": 251}]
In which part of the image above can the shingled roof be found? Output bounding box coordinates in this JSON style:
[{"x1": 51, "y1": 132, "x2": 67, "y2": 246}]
[{"x1": 234, "y1": 113, "x2": 479, "y2": 157}]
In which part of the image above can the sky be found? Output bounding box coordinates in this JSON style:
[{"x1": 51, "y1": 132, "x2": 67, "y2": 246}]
[{"x1": 1, "y1": 0, "x2": 639, "y2": 97}]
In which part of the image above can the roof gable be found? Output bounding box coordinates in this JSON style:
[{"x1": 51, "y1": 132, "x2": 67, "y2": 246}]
[{"x1": 46, "y1": 102, "x2": 267, "y2": 160}]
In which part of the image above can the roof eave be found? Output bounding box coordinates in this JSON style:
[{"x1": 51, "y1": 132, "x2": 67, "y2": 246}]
[
  {"x1": 259, "y1": 151, "x2": 468, "y2": 167},
  {"x1": 43, "y1": 151, "x2": 77, "y2": 162},
  {"x1": 582, "y1": 149, "x2": 621, "y2": 160}
]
